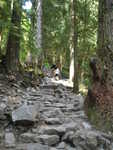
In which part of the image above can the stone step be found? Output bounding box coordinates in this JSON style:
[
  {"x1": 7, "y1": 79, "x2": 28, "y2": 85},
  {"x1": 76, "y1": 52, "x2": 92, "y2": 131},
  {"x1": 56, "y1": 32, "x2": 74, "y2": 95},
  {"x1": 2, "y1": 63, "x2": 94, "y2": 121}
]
[{"x1": 16, "y1": 143, "x2": 49, "y2": 150}]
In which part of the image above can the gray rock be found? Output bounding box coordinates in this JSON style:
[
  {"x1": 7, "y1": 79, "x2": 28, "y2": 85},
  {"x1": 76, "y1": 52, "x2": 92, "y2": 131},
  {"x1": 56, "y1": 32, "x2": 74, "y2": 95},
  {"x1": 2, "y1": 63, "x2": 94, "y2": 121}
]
[
  {"x1": 62, "y1": 131, "x2": 74, "y2": 142},
  {"x1": 72, "y1": 130, "x2": 100, "y2": 149},
  {"x1": 109, "y1": 143, "x2": 113, "y2": 150},
  {"x1": 45, "y1": 118, "x2": 62, "y2": 125},
  {"x1": 16, "y1": 143, "x2": 49, "y2": 150},
  {"x1": 66, "y1": 145, "x2": 77, "y2": 150},
  {"x1": 20, "y1": 133, "x2": 37, "y2": 143},
  {"x1": 36, "y1": 134, "x2": 59, "y2": 146},
  {"x1": 76, "y1": 94, "x2": 84, "y2": 108},
  {"x1": 12, "y1": 104, "x2": 39, "y2": 125},
  {"x1": 43, "y1": 108, "x2": 64, "y2": 118},
  {"x1": 75, "y1": 146, "x2": 84, "y2": 150},
  {"x1": 0, "y1": 78, "x2": 112, "y2": 150},
  {"x1": 72, "y1": 130, "x2": 86, "y2": 146},
  {"x1": 50, "y1": 148, "x2": 58, "y2": 150},
  {"x1": 40, "y1": 84, "x2": 57, "y2": 90},
  {"x1": 63, "y1": 122, "x2": 78, "y2": 132},
  {"x1": 53, "y1": 103, "x2": 66, "y2": 108},
  {"x1": 0, "y1": 103, "x2": 7, "y2": 110},
  {"x1": 5, "y1": 132, "x2": 15, "y2": 148},
  {"x1": 57, "y1": 142, "x2": 66, "y2": 149},
  {"x1": 0, "y1": 111, "x2": 7, "y2": 121},
  {"x1": 86, "y1": 131, "x2": 98, "y2": 148},
  {"x1": 27, "y1": 143, "x2": 50, "y2": 150},
  {"x1": 39, "y1": 125, "x2": 66, "y2": 136},
  {"x1": 0, "y1": 132, "x2": 4, "y2": 143},
  {"x1": 56, "y1": 84, "x2": 66, "y2": 91}
]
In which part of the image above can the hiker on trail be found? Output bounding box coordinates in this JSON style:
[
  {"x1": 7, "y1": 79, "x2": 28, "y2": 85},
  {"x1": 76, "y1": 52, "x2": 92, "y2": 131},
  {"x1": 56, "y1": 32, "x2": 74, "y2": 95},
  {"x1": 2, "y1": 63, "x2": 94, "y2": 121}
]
[
  {"x1": 41, "y1": 63, "x2": 51, "y2": 77},
  {"x1": 51, "y1": 64, "x2": 61, "y2": 80}
]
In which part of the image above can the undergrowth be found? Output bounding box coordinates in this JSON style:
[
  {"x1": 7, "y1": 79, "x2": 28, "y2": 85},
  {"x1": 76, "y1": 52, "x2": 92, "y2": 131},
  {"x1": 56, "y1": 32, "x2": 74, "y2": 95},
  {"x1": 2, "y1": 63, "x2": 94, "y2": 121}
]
[{"x1": 87, "y1": 107, "x2": 113, "y2": 133}]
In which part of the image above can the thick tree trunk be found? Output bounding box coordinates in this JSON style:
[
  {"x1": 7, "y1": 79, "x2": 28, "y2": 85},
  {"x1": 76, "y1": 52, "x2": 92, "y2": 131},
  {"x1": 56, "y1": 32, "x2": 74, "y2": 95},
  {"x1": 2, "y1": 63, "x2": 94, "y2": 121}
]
[
  {"x1": 73, "y1": 0, "x2": 79, "y2": 93},
  {"x1": 35, "y1": 0, "x2": 43, "y2": 68},
  {"x1": 69, "y1": 0, "x2": 79, "y2": 92},
  {"x1": 6, "y1": 0, "x2": 22, "y2": 72},
  {"x1": 0, "y1": 32, "x2": 2, "y2": 56},
  {"x1": 69, "y1": 0, "x2": 74, "y2": 82},
  {"x1": 85, "y1": 0, "x2": 113, "y2": 124},
  {"x1": 97, "y1": 0, "x2": 113, "y2": 85}
]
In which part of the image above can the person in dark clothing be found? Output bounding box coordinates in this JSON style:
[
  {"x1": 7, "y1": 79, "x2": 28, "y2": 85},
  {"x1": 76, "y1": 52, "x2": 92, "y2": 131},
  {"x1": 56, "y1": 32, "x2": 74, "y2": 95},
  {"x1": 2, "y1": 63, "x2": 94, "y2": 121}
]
[
  {"x1": 51, "y1": 64, "x2": 57, "y2": 70},
  {"x1": 51, "y1": 64, "x2": 61, "y2": 80}
]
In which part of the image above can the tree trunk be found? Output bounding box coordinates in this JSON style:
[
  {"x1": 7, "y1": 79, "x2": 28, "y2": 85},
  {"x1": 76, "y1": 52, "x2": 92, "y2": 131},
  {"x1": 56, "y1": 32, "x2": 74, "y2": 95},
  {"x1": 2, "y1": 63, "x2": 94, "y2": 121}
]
[
  {"x1": 6, "y1": 0, "x2": 22, "y2": 72},
  {"x1": 69, "y1": 0, "x2": 74, "y2": 82},
  {"x1": 97, "y1": 0, "x2": 113, "y2": 85},
  {"x1": 35, "y1": 0, "x2": 43, "y2": 68},
  {"x1": 60, "y1": 55, "x2": 63, "y2": 71},
  {"x1": 85, "y1": 0, "x2": 113, "y2": 123},
  {"x1": 69, "y1": 44, "x2": 74, "y2": 81},
  {"x1": 0, "y1": 32, "x2": 2, "y2": 56},
  {"x1": 73, "y1": 0, "x2": 79, "y2": 93},
  {"x1": 36, "y1": 0, "x2": 42, "y2": 49}
]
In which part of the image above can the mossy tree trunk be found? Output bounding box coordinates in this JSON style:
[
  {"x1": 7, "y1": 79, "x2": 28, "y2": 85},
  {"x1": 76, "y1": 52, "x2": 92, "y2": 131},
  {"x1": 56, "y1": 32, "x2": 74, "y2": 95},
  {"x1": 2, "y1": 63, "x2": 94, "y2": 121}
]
[
  {"x1": 73, "y1": 0, "x2": 79, "y2": 93},
  {"x1": 36, "y1": 0, "x2": 43, "y2": 69},
  {"x1": 85, "y1": 0, "x2": 113, "y2": 122},
  {"x1": 0, "y1": 32, "x2": 2, "y2": 56},
  {"x1": 69, "y1": 0, "x2": 74, "y2": 82},
  {"x1": 97, "y1": 0, "x2": 113, "y2": 85},
  {"x1": 6, "y1": 0, "x2": 22, "y2": 72}
]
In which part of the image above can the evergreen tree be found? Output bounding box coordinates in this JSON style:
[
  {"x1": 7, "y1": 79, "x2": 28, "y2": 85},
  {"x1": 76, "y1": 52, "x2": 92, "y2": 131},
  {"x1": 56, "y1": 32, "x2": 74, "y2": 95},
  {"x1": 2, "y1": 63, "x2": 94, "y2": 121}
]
[
  {"x1": 97, "y1": 0, "x2": 113, "y2": 85},
  {"x1": 73, "y1": 0, "x2": 79, "y2": 93},
  {"x1": 69, "y1": 0, "x2": 74, "y2": 82},
  {"x1": 35, "y1": 0, "x2": 43, "y2": 68},
  {"x1": 6, "y1": 0, "x2": 22, "y2": 72}
]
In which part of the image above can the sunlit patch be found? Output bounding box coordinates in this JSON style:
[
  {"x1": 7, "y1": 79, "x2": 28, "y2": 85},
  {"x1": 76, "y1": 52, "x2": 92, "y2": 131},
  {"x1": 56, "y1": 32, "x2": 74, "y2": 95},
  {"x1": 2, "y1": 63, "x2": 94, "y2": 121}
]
[{"x1": 23, "y1": 1, "x2": 32, "y2": 10}]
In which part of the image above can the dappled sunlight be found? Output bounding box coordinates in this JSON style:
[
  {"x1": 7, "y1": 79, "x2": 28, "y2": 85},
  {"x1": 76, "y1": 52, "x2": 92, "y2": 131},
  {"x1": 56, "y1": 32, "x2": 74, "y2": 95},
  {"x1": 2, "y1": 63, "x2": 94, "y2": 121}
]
[
  {"x1": 50, "y1": 78, "x2": 88, "y2": 94},
  {"x1": 49, "y1": 78, "x2": 73, "y2": 88},
  {"x1": 79, "y1": 83, "x2": 88, "y2": 95},
  {"x1": 23, "y1": 1, "x2": 32, "y2": 10}
]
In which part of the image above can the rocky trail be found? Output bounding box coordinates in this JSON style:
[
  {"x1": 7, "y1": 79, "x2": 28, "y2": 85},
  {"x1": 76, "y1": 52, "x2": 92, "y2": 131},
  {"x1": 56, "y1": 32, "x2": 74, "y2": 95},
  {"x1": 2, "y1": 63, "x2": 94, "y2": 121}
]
[{"x1": 0, "y1": 75, "x2": 113, "y2": 150}]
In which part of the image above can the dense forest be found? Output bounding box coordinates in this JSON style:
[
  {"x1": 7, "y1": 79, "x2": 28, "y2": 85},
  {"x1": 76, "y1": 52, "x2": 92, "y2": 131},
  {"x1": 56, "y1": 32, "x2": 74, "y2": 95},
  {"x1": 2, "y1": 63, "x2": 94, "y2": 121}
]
[
  {"x1": 0, "y1": 0, "x2": 113, "y2": 134},
  {"x1": 0, "y1": 0, "x2": 98, "y2": 91}
]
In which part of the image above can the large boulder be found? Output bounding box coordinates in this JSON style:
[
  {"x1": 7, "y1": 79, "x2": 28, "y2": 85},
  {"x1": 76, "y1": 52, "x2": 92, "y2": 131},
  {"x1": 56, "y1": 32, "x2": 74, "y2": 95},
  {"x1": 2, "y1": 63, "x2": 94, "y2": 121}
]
[{"x1": 12, "y1": 104, "x2": 39, "y2": 126}]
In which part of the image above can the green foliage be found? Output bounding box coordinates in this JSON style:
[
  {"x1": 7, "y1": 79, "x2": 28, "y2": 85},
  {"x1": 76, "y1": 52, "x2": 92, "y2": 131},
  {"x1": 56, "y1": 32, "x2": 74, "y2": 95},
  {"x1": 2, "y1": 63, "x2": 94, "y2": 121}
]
[
  {"x1": 0, "y1": 0, "x2": 98, "y2": 89},
  {"x1": 42, "y1": 0, "x2": 98, "y2": 87},
  {"x1": 0, "y1": 0, "x2": 11, "y2": 54},
  {"x1": 87, "y1": 107, "x2": 113, "y2": 133},
  {"x1": 43, "y1": 0, "x2": 70, "y2": 57},
  {"x1": 44, "y1": 62, "x2": 50, "y2": 69},
  {"x1": 20, "y1": 0, "x2": 43, "y2": 64},
  {"x1": 20, "y1": 10, "x2": 31, "y2": 62}
]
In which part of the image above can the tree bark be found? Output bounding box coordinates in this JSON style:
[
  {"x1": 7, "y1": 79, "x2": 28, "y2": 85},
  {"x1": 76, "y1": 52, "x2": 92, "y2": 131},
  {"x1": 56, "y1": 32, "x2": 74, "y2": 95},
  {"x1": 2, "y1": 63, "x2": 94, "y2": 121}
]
[
  {"x1": 0, "y1": 32, "x2": 2, "y2": 56},
  {"x1": 6, "y1": 0, "x2": 22, "y2": 72},
  {"x1": 73, "y1": 0, "x2": 79, "y2": 93},
  {"x1": 69, "y1": 0, "x2": 74, "y2": 82},
  {"x1": 97, "y1": 0, "x2": 113, "y2": 85},
  {"x1": 35, "y1": 0, "x2": 43, "y2": 68},
  {"x1": 36, "y1": 0, "x2": 42, "y2": 49},
  {"x1": 69, "y1": 44, "x2": 74, "y2": 81}
]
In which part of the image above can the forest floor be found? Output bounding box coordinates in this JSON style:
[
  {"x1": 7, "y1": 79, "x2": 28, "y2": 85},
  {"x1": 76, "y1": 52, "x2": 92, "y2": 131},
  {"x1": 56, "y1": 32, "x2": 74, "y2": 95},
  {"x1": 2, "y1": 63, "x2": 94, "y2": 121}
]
[{"x1": 0, "y1": 73, "x2": 113, "y2": 150}]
